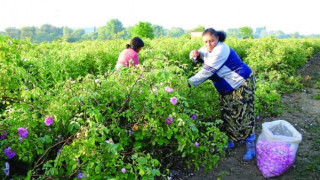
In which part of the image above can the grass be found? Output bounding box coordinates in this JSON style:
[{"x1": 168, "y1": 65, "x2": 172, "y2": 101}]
[
  {"x1": 313, "y1": 81, "x2": 320, "y2": 99},
  {"x1": 296, "y1": 121, "x2": 320, "y2": 179},
  {"x1": 316, "y1": 81, "x2": 320, "y2": 89},
  {"x1": 312, "y1": 94, "x2": 320, "y2": 100}
]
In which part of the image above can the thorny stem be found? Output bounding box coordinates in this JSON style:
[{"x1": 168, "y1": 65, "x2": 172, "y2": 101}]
[
  {"x1": 118, "y1": 71, "x2": 144, "y2": 114},
  {"x1": 32, "y1": 135, "x2": 76, "y2": 173}
]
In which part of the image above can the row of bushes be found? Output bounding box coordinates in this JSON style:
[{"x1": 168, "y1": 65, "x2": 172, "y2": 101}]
[{"x1": 1, "y1": 36, "x2": 320, "y2": 179}]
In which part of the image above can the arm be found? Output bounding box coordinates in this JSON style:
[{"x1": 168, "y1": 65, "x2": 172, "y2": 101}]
[
  {"x1": 188, "y1": 67, "x2": 214, "y2": 86},
  {"x1": 188, "y1": 43, "x2": 230, "y2": 87},
  {"x1": 189, "y1": 48, "x2": 205, "y2": 64},
  {"x1": 194, "y1": 55, "x2": 204, "y2": 63}
]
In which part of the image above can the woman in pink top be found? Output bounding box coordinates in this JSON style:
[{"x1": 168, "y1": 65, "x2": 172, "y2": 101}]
[{"x1": 115, "y1": 37, "x2": 144, "y2": 70}]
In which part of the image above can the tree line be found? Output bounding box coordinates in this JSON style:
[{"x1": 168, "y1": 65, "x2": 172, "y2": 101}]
[
  {"x1": 1, "y1": 19, "x2": 319, "y2": 44},
  {"x1": 0, "y1": 19, "x2": 185, "y2": 43},
  {"x1": 227, "y1": 26, "x2": 320, "y2": 39}
]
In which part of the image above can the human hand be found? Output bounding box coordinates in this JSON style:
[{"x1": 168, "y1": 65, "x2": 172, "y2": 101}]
[{"x1": 189, "y1": 50, "x2": 199, "y2": 60}]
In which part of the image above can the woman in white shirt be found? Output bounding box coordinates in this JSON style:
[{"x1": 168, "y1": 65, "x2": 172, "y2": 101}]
[{"x1": 189, "y1": 28, "x2": 256, "y2": 162}]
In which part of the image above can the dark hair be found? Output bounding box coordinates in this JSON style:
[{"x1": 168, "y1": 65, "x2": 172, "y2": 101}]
[
  {"x1": 126, "y1": 37, "x2": 144, "y2": 50},
  {"x1": 202, "y1": 28, "x2": 227, "y2": 42}
]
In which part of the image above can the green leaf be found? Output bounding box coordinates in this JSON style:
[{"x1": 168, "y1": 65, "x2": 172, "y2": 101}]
[
  {"x1": 95, "y1": 165, "x2": 102, "y2": 173},
  {"x1": 139, "y1": 168, "x2": 145, "y2": 176},
  {"x1": 137, "y1": 157, "x2": 148, "y2": 165},
  {"x1": 44, "y1": 135, "x2": 52, "y2": 144},
  {"x1": 134, "y1": 142, "x2": 143, "y2": 150},
  {"x1": 68, "y1": 121, "x2": 80, "y2": 133},
  {"x1": 22, "y1": 156, "x2": 29, "y2": 162},
  {"x1": 71, "y1": 164, "x2": 77, "y2": 171},
  {"x1": 166, "y1": 129, "x2": 173, "y2": 139},
  {"x1": 26, "y1": 170, "x2": 32, "y2": 180}
]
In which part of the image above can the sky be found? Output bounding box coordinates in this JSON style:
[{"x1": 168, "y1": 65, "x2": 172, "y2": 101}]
[{"x1": 1, "y1": 0, "x2": 320, "y2": 35}]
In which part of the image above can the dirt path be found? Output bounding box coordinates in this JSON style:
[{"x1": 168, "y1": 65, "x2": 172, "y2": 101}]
[{"x1": 187, "y1": 52, "x2": 320, "y2": 180}]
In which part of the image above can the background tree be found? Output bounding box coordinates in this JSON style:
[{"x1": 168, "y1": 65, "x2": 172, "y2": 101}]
[
  {"x1": 82, "y1": 31, "x2": 98, "y2": 40},
  {"x1": 152, "y1": 25, "x2": 166, "y2": 38},
  {"x1": 71, "y1": 29, "x2": 85, "y2": 41},
  {"x1": 124, "y1": 27, "x2": 133, "y2": 39},
  {"x1": 105, "y1": 19, "x2": 125, "y2": 39},
  {"x1": 131, "y1": 21, "x2": 154, "y2": 39},
  {"x1": 20, "y1": 26, "x2": 36, "y2": 40},
  {"x1": 0, "y1": 31, "x2": 6, "y2": 36},
  {"x1": 62, "y1": 27, "x2": 73, "y2": 37},
  {"x1": 269, "y1": 30, "x2": 289, "y2": 39},
  {"x1": 5, "y1": 27, "x2": 21, "y2": 39},
  {"x1": 254, "y1": 27, "x2": 267, "y2": 38},
  {"x1": 193, "y1": 25, "x2": 205, "y2": 31},
  {"x1": 97, "y1": 26, "x2": 107, "y2": 40},
  {"x1": 167, "y1": 27, "x2": 185, "y2": 37},
  {"x1": 308, "y1": 34, "x2": 320, "y2": 38},
  {"x1": 239, "y1": 26, "x2": 253, "y2": 39},
  {"x1": 291, "y1": 32, "x2": 301, "y2": 38},
  {"x1": 34, "y1": 24, "x2": 62, "y2": 43},
  {"x1": 96, "y1": 19, "x2": 125, "y2": 40},
  {"x1": 226, "y1": 28, "x2": 240, "y2": 38}
]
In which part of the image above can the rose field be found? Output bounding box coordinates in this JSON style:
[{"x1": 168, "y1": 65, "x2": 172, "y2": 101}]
[{"x1": 1, "y1": 36, "x2": 320, "y2": 179}]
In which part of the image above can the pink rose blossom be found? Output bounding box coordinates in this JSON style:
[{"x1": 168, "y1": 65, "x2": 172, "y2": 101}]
[
  {"x1": 195, "y1": 142, "x2": 199, "y2": 147},
  {"x1": 170, "y1": 97, "x2": 177, "y2": 105},
  {"x1": 4, "y1": 147, "x2": 15, "y2": 159},
  {"x1": 121, "y1": 168, "x2": 126, "y2": 173},
  {"x1": 77, "y1": 172, "x2": 85, "y2": 178},
  {"x1": 166, "y1": 117, "x2": 173, "y2": 125},
  {"x1": 165, "y1": 86, "x2": 174, "y2": 93},
  {"x1": 44, "y1": 116, "x2": 54, "y2": 126},
  {"x1": 0, "y1": 130, "x2": 7, "y2": 140},
  {"x1": 18, "y1": 128, "x2": 28, "y2": 138}
]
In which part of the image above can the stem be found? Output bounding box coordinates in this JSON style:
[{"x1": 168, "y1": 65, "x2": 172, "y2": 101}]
[
  {"x1": 32, "y1": 174, "x2": 71, "y2": 179},
  {"x1": 32, "y1": 135, "x2": 76, "y2": 173},
  {"x1": 118, "y1": 71, "x2": 144, "y2": 114}
]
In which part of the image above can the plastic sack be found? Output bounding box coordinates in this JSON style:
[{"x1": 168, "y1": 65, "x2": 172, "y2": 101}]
[{"x1": 256, "y1": 120, "x2": 302, "y2": 178}]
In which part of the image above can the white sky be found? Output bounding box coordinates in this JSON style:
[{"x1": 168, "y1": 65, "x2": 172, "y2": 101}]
[{"x1": 1, "y1": 0, "x2": 319, "y2": 35}]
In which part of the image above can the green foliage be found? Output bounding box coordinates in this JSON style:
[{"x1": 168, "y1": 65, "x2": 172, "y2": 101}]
[
  {"x1": 131, "y1": 22, "x2": 154, "y2": 39},
  {"x1": 3, "y1": 23, "x2": 320, "y2": 44},
  {"x1": 4, "y1": 27, "x2": 21, "y2": 39},
  {"x1": 239, "y1": 26, "x2": 253, "y2": 39},
  {"x1": 106, "y1": 19, "x2": 125, "y2": 38},
  {"x1": 61, "y1": 29, "x2": 86, "y2": 42},
  {"x1": 96, "y1": 19, "x2": 125, "y2": 40},
  {"x1": 152, "y1": 25, "x2": 166, "y2": 38},
  {"x1": 167, "y1": 27, "x2": 185, "y2": 38},
  {"x1": 193, "y1": 26, "x2": 205, "y2": 32},
  {"x1": 33, "y1": 24, "x2": 63, "y2": 43},
  {"x1": 312, "y1": 94, "x2": 320, "y2": 100},
  {"x1": 1, "y1": 36, "x2": 320, "y2": 179},
  {"x1": 20, "y1": 26, "x2": 36, "y2": 40}
]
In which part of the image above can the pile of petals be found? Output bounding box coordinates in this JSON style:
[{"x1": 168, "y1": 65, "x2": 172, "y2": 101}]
[{"x1": 256, "y1": 140, "x2": 296, "y2": 178}]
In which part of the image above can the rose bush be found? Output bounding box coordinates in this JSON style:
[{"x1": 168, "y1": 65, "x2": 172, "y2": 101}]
[{"x1": 1, "y1": 35, "x2": 320, "y2": 179}]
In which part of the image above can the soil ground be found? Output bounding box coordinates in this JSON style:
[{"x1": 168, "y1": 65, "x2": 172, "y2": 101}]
[{"x1": 184, "y1": 52, "x2": 320, "y2": 180}]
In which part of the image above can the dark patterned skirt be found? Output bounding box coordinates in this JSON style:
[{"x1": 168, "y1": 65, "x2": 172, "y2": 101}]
[{"x1": 219, "y1": 74, "x2": 256, "y2": 142}]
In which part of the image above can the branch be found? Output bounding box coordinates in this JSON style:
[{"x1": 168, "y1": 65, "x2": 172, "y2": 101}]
[
  {"x1": 1, "y1": 95, "x2": 42, "y2": 109},
  {"x1": 118, "y1": 71, "x2": 144, "y2": 114},
  {"x1": 32, "y1": 135, "x2": 76, "y2": 172},
  {"x1": 31, "y1": 174, "x2": 71, "y2": 179}
]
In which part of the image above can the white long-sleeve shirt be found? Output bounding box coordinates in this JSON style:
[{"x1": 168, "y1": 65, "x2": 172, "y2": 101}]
[{"x1": 188, "y1": 42, "x2": 252, "y2": 95}]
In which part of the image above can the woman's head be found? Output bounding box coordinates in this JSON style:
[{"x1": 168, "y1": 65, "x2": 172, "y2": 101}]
[
  {"x1": 127, "y1": 37, "x2": 144, "y2": 53},
  {"x1": 202, "y1": 28, "x2": 226, "y2": 52}
]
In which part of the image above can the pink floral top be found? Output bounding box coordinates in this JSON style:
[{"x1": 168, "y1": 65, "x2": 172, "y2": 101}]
[{"x1": 116, "y1": 48, "x2": 139, "y2": 67}]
